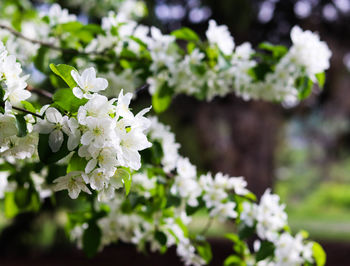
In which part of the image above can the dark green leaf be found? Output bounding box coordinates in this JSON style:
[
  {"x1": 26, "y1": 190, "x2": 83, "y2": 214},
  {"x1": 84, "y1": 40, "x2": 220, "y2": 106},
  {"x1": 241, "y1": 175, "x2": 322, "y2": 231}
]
[
  {"x1": 196, "y1": 241, "x2": 212, "y2": 264},
  {"x1": 256, "y1": 241, "x2": 275, "y2": 262},
  {"x1": 82, "y1": 222, "x2": 102, "y2": 258},
  {"x1": 34, "y1": 46, "x2": 50, "y2": 73},
  {"x1": 224, "y1": 255, "x2": 245, "y2": 266},
  {"x1": 15, "y1": 114, "x2": 27, "y2": 137},
  {"x1": 38, "y1": 133, "x2": 70, "y2": 164},
  {"x1": 155, "y1": 230, "x2": 167, "y2": 246}
]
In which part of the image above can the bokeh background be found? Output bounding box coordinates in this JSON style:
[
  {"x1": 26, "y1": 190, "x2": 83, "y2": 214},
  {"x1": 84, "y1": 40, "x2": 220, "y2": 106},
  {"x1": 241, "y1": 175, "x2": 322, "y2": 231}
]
[{"x1": 1, "y1": 0, "x2": 350, "y2": 265}]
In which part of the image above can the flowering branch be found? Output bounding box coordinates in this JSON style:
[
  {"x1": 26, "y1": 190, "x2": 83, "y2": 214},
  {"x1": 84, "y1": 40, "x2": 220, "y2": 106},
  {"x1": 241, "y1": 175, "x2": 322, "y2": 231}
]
[{"x1": 12, "y1": 106, "x2": 43, "y2": 118}]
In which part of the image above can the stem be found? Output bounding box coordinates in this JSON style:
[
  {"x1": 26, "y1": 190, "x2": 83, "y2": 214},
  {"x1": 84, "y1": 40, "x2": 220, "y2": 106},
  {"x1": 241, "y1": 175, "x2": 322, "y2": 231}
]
[
  {"x1": 12, "y1": 106, "x2": 43, "y2": 119},
  {"x1": 27, "y1": 85, "x2": 53, "y2": 99},
  {"x1": 135, "y1": 83, "x2": 150, "y2": 94}
]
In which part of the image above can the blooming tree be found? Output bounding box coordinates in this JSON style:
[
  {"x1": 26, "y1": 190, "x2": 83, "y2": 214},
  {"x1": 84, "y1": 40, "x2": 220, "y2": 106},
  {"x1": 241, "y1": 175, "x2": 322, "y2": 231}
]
[{"x1": 0, "y1": 1, "x2": 330, "y2": 265}]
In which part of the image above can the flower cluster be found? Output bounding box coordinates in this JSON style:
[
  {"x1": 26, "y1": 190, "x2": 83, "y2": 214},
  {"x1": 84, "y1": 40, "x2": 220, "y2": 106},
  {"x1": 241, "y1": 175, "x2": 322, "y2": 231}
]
[
  {"x1": 35, "y1": 67, "x2": 152, "y2": 201},
  {"x1": 0, "y1": 41, "x2": 30, "y2": 106},
  {"x1": 241, "y1": 189, "x2": 314, "y2": 265}
]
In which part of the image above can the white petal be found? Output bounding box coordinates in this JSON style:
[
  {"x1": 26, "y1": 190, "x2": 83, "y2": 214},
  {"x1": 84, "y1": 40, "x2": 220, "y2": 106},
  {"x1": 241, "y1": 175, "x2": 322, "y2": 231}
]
[
  {"x1": 49, "y1": 129, "x2": 64, "y2": 152},
  {"x1": 67, "y1": 133, "x2": 80, "y2": 151},
  {"x1": 72, "y1": 87, "x2": 84, "y2": 99},
  {"x1": 46, "y1": 107, "x2": 62, "y2": 124},
  {"x1": 81, "y1": 132, "x2": 93, "y2": 145},
  {"x1": 85, "y1": 158, "x2": 97, "y2": 173}
]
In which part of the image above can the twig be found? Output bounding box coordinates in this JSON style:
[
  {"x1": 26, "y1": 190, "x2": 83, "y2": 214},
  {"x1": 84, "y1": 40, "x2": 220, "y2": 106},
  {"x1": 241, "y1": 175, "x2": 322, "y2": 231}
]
[
  {"x1": 135, "y1": 83, "x2": 150, "y2": 94},
  {"x1": 27, "y1": 85, "x2": 53, "y2": 99},
  {"x1": 12, "y1": 106, "x2": 43, "y2": 119}
]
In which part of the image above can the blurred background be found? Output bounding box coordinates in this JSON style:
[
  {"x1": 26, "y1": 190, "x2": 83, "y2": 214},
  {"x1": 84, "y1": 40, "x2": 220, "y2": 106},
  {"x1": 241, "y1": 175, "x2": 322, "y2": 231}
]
[{"x1": 1, "y1": 0, "x2": 350, "y2": 265}]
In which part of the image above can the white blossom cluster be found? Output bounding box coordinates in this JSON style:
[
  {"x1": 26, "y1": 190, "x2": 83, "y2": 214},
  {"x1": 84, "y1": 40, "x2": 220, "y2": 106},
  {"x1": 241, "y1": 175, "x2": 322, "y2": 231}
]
[
  {"x1": 200, "y1": 172, "x2": 249, "y2": 221},
  {"x1": 241, "y1": 189, "x2": 313, "y2": 265},
  {"x1": 34, "y1": 67, "x2": 152, "y2": 201},
  {"x1": 256, "y1": 232, "x2": 313, "y2": 266},
  {"x1": 0, "y1": 42, "x2": 38, "y2": 159},
  {"x1": 85, "y1": 12, "x2": 331, "y2": 103},
  {"x1": 147, "y1": 116, "x2": 180, "y2": 173},
  {"x1": 0, "y1": 41, "x2": 31, "y2": 106},
  {"x1": 40, "y1": 4, "x2": 77, "y2": 27}
]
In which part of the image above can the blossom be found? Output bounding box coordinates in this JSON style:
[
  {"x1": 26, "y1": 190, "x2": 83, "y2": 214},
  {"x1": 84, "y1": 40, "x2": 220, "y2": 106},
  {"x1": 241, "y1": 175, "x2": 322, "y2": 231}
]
[
  {"x1": 80, "y1": 116, "x2": 114, "y2": 149},
  {"x1": 290, "y1": 26, "x2": 332, "y2": 80},
  {"x1": 206, "y1": 20, "x2": 235, "y2": 55},
  {"x1": 0, "y1": 113, "x2": 17, "y2": 139},
  {"x1": 34, "y1": 107, "x2": 67, "y2": 152},
  {"x1": 43, "y1": 3, "x2": 77, "y2": 27},
  {"x1": 71, "y1": 67, "x2": 109, "y2": 99},
  {"x1": 53, "y1": 171, "x2": 91, "y2": 199}
]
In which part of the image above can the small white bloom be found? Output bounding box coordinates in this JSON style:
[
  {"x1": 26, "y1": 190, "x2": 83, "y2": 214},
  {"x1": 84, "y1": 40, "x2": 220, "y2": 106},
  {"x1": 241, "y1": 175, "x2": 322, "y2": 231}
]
[
  {"x1": 206, "y1": 20, "x2": 235, "y2": 55},
  {"x1": 71, "y1": 67, "x2": 108, "y2": 99},
  {"x1": 53, "y1": 171, "x2": 91, "y2": 199}
]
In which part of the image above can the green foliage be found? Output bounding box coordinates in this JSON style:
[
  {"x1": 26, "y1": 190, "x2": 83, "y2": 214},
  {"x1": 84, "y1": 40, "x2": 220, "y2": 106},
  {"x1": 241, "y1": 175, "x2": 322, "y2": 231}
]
[
  {"x1": 67, "y1": 153, "x2": 87, "y2": 172},
  {"x1": 296, "y1": 76, "x2": 313, "y2": 99},
  {"x1": 152, "y1": 83, "x2": 174, "y2": 113},
  {"x1": 312, "y1": 242, "x2": 326, "y2": 266},
  {"x1": 196, "y1": 241, "x2": 212, "y2": 264},
  {"x1": 114, "y1": 168, "x2": 132, "y2": 195},
  {"x1": 52, "y1": 88, "x2": 87, "y2": 113},
  {"x1": 224, "y1": 255, "x2": 245, "y2": 266},
  {"x1": 315, "y1": 72, "x2": 326, "y2": 88},
  {"x1": 258, "y1": 42, "x2": 288, "y2": 60},
  {"x1": 255, "y1": 241, "x2": 275, "y2": 262},
  {"x1": 49, "y1": 64, "x2": 78, "y2": 89},
  {"x1": 15, "y1": 114, "x2": 27, "y2": 137},
  {"x1": 38, "y1": 133, "x2": 70, "y2": 164},
  {"x1": 155, "y1": 230, "x2": 167, "y2": 246},
  {"x1": 82, "y1": 221, "x2": 102, "y2": 258},
  {"x1": 34, "y1": 47, "x2": 50, "y2": 73},
  {"x1": 171, "y1": 27, "x2": 200, "y2": 42}
]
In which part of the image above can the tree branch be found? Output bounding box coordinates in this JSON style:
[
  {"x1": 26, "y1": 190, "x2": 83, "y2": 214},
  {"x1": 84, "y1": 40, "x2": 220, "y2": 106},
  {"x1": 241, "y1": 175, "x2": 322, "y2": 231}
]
[
  {"x1": 12, "y1": 106, "x2": 43, "y2": 119},
  {"x1": 26, "y1": 85, "x2": 53, "y2": 99}
]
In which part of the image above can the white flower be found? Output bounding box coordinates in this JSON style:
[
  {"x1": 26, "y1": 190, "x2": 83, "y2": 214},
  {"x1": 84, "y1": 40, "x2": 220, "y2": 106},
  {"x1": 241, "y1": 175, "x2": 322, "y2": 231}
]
[
  {"x1": 35, "y1": 107, "x2": 67, "y2": 152},
  {"x1": 80, "y1": 116, "x2": 114, "y2": 149},
  {"x1": 53, "y1": 171, "x2": 91, "y2": 199},
  {"x1": 43, "y1": 3, "x2": 77, "y2": 27},
  {"x1": 77, "y1": 94, "x2": 116, "y2": 124},
  {"x1": 290, "y1": 26, "x2": 332, "y2": 80},
  {"x1": 62, "y1": 117, "x2": 81, "y2": 151},
  {"x1": 227, "y1": 176, "x2": 249, "y2": 196},
  {"x1": 176, "y1": 157, "x2": 196, "y2": 178},
  {"x1": 89, "y1": 168, "x2": 109, "y2": 191},
  {"x1": 206, "y1": 20, "x2": 235, "y2": 55},
  {"x1": 210, "y1": 201, "x2": 237, "y2": 221},
  {"x1": 71, "y1": 67, "x2": 108, "y2": 99},
  {"x1": 0, "y1": 113, "x2": 17, "y2": 139}
]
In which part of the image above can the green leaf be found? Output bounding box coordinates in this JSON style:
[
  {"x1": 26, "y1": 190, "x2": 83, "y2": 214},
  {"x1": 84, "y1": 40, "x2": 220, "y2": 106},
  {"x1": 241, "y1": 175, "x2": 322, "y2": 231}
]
[
  {"x1": 52, "y1": 88, "x2": 88, "y2": 113},
  {"x1": 34, "y1": 46, "x2": 50, "y2": 73},
  {"x1": 21, "y1": 101, "x2": 37, "y2": 113},
  {"x1": 82, "y1": 222, "x2": 102, "y2": 258},
  {"x1": 67, "y1": 153, "x2": 87, "y2": 172},
  {"x1": 224, "y1": 255, "x2": 245, "y2": 266},
  {"x1": 312, "y1": 242, "x2": 326, "y2": 266},
  {"x1": 15, "y1": 114, "x2": 27, "y2": 137},
  {"x1": 49, "y1": 64, "x2": 78, "y2": 89},
  {"x1": 296, "y1": 76, "x2": 313, "y2": 100},
  {"x1": 152, "y1": 83, "x2": 173, "y2": 113},
  {"x1": 38, "y1": 133, "x2": 70, "y2": 164},
  {"x1": 114, "y1": 168, "x2": 132, "y2": 195},
  {"x1": 258, "y1": 42, "x2": 288, "y2": 59},
  {"x1": 14, "y1": 186, "x2": 31, "y2": 208},
  {"x1": 4, "y1": 192, "x2": 19, "y2": 218},
  {"x1": 196, "y1": 241, "x2": 212, "y2": 264},
  {"x1": 171, "y1": 27, "x2": 200, "y2": 42},
  {"x1": 315, "y1": 72, "x2": 325, "y2": 88},
  {"x1": 256, "y1": 241, "x2": 275, "y2": 262},
  {"x1": 155, "y1": 230, "x2": 167, "y2": 246},
  {"x1": 238, "y1": 224, "x2": 255, "y2": 239}
]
